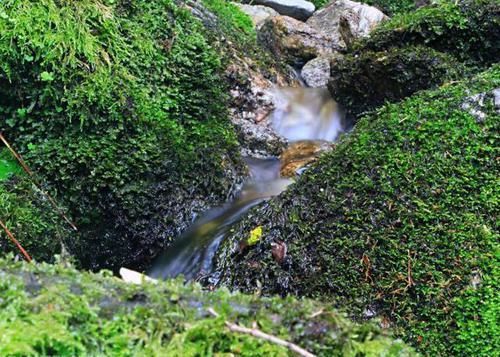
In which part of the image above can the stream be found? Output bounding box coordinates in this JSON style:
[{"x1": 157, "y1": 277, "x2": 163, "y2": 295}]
[{"x1": 148, "y1": 87, "x2": 346, "y2": 280}]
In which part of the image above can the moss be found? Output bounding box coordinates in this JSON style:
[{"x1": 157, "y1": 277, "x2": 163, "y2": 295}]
[
  {"x1": 356, "y1": 0, "x2": 500, "y2": 66},
  {"x1": 362, "y1": 0, "x2": 416, "y2": 16},
  {"x1": 0, "y1": 256, "x2": 414, "y2": 356},
  {"x1": 214, "y1": 66, "x2": 500, "y2": 354},
  {"x1": 0, "y1": 0, "x2": 244, "y2": 270},
  {"x1": 0, "y1": 150, "x2": 20, "y2": 181},
  {"x1": 0, "y1": 176, "x2": 69, "y2": 263},
  {"x1": 328, "y1": 45, "x2": 464, "y2": 117}
]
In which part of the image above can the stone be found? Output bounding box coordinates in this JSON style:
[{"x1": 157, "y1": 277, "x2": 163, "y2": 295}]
[
  {"x1": 253, "y1": 0, "x2": 315, "y2": 21},
  {"x1": 301, "y1": 54, "x2": 343, "y2": 87},
  {"x1": 307, "y1": 0, "x2": 388, "y2": 49},
  {"x1": 258, "y1": 15, "x2": 341, "y2": 65},
  {"x1": 279, "y1": 140, "x2": 334, "y2": 177},
  {"x1": 232, "y1": 3, "x2": 279, "y2": 29}
]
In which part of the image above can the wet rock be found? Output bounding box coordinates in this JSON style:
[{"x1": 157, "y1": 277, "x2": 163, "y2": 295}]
[
  {"x1": 253, "y1": 0, "x2": 315, "y2": 21},
  {"x1": 226, "y1": 64, "x2": 292, "y2": 157},
  {"x1": 461, "y1": 88, "x2": 500, "y2": 123},
  {"x1": 258, "y1": 15, "x2": 341, "y2": 65},
  {"x1": 306, "y1": 0, "x2": 388, "y2": 49},
  {"x1": 328, "y1": 46, "x2": 464, "y2": 118},
  {"x1": 280, "y1": 140, "x2": 334, "y2": 177},
  {"x1": 232, "y1": 3, "x2": 279, "y2": 29},
  {"x1": 301, "y1": 54, "x2": 344, "y2": 87},
  {"x1": 301, "y1": 56, "x2": 330, "y2": 87}
]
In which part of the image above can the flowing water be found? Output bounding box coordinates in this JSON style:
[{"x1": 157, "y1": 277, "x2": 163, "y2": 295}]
[{"x1": 148, "y1": 87, "x2": 346, "y2": 280}]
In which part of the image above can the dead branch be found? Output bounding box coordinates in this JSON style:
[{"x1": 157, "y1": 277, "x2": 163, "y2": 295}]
[
  {"x1": 207, "y1": 308, "x2": 316, "y2": 357},
  {"x1": 0, "y1": 219, "x2": 32, "y2": 262},
  {"x1": 0, "y1": 133, "x2": 77, "y2": 231},
  {"x1": 407, "y1": 249, "x2": 415, "y2": 288}
]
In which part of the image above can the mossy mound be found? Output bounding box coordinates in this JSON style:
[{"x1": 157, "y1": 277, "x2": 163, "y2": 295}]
[
  {"x1": 356, "y1": 0, "x2": 500, "y2": 65},
  {"x1": 0, "y1": 0, "x2": 249, "y2": 271},
  {"x1": 0, "y1": 175, "x2": 69, "y2": 263},
  {"x1": 328, "y1": 45, "x2": 463, "y2": 117},
  {"x1": 363, "y1": 0, "x2": 416, "y2": 16},
  {"x1": 0, "y1": 256, "x2": 414, "y2": 356},
  {"x1": 213, "y1": 66, "x2": 500, "y2": 354}
]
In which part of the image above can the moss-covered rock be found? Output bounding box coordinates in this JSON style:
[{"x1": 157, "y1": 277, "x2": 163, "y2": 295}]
[
  {"x1": 328, "y1": 45, "x2": 463, "y2": 117},
  {"x1": 0, "y1": 0, "x2": 249, "y2": 271},
  {"x1": 0, "y1": 175, "x2": 69, "y2": 263},
  {"x1": 0, "y1": 256, "x2": 414, "y2": 356},
  {"x1": 356, "y1": 0, "x2": 500, "y2": 66},
  {"x1": 213, "y1": 66, "x2": 500, "y2": 354}
]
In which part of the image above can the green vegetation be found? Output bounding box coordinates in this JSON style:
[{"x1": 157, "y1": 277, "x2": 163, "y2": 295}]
[
  {"x1": 363, "y1": 0, "x2": 416, "y2": 16},
  {"x1": 328, "y1": 45, "x2": 463, "y2": 117},
  {"x1": 0, "y1": 256, "x2": 414, "y2": 356},
  {"x1": 357, "y1": 0, "x2": 500, "y2": 65},
  {"x1": 0, "y1": 150, "x2": 20, "y2": 181},
  {"x1": 0, "y1": 0, "x2": 245, "y2": 270},
  {"x1": 0, "y1": 176, "x2": 67, "y2": 262},
  {"x1": 215, "y1": 66, "x2": 500, "y2": 355}
]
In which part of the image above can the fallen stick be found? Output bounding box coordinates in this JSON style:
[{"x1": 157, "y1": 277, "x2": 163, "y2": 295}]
[
  {"x1": 0, "y1": 219, "x2": 32, "y2": 262},
  {"x1": 0, "y1": 133, "x2": 77, "y2": 231},
  {"x1": 207, "y1": 308, "x2": 316, "y2": 357}
]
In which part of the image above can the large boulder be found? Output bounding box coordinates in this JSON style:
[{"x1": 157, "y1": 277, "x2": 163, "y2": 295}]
[
  {"x1": 307, "y1": 0, "x2": 388, "y2": 49},
  {"x1": 232, "y1": 3, "x2": 279, "y2": 29},
  {"x1": 252, "y1": 0, "x2": 315, "y2": 21},
  {"x1": 355, "y1": 0, "x2": 500, "y2": 66},
  {"x1": 258, "y1": 15, "x2": 341, "y2": 65},
  {"x1": 327, "y1": 46, "x2": 464, "y2": 117},
  {"x1": 212, "y1": 65, "x2": 500, "y2": 355},
  {"x1": 0, "y1": 257, "x2": 414, "y2": 356}
]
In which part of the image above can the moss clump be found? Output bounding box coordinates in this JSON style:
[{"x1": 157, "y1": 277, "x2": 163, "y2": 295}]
[
  {"x1": 363, "y1": 0, "x2": 416, "y2": 16},
  {"x1": 0, "y1": 176, "x2": 68, "y2": 263},
  {"x1": 0, "y1": 256, "x2": 414, "y2": 356},
  {"x1": 356, "y1": 0, "x2": 500, "y2": 65},
  {"x1": 0, "y1": 0, "x2": 245, "y2": 270},
  {"x1": 214, "y1": 66, "x2": 500, "y2": 354},
  {"x1": 328, "y1": 45, "x2": 463, "y2": 117}
]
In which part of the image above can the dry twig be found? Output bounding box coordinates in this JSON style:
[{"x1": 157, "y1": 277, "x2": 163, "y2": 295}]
[
  {"x1": 207, "y1": 308, "x2": 316, "y2": 357},
  {"x1": 0, "y1": 133, "x2": 77, "y2": 231},
  {"x1": 0, "y1": 219, "x2": 32, "y2": 262}
]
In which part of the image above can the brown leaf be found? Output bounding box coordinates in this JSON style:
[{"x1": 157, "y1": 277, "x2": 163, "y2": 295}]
[{"x1": 271, "y1": 241, "x2": 287, "y2": 264}]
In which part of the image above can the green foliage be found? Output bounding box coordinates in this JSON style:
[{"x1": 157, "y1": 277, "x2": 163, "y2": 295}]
[
  {"x1": 0, "y1": 150, "x2": 20, "y2": 181},
  {"x1": 356, "y1": 0, "x2": 500, "y2": 65},
  {"x1": 215, "y1": 66, "x2": 500, "y2": 355},
  {"x1": 0, "y1": 176, "x2": 68, "y2": 262},
  {"x1": 453, "y1": 257, "x2": 500, "y2": 356},
  {"x1": 363, "y1": 0, "x2": 416, "y2": 16},
  {"x1": 0, "y1": 256, "x2": 414, "y2": 356},
  {"x1": 0, "y1": 0, "x2": 242, "y2": 270}
]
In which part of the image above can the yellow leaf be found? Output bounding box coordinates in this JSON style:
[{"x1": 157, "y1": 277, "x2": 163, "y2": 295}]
[{"x1": 248, "y1": 226, "x2": 263, "y2": 246}]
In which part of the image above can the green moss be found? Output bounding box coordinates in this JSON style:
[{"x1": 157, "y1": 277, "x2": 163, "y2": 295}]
[
  {"x1": 356, "y1": 0, "x2": 500, "y2": 65},
  {"x1": 0, "y1": 256, "x2": 414, "y2": 356},
  {"x1": 363, "y1": 0, "x2": 416, "y2": 16},
  {"x1": 328, "y1": 45, "x2": 464, "y2": 117},
  {"x1": 0, "y1": 0, "x2": 243, "y2": 270},
  {"x1": 0, "y1": 150, "x2": 20, "y2": 181},
  {"x1": 214, "y1": 66, "x2": 500, "y2": 354},
  {"x1": 0, "y1": 176, "x2": 69, "y2": 262}
]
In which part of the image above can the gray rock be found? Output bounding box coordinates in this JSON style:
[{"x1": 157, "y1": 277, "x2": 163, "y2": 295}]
[
  {"x1": 461, "y1": 88, "x2": 500, "y2": 123},
  {"x1": 233, "y1": 3, "x2": 279, "y2": 29},
  {"x1": 301, "y1": 56, "x2": 333, "y2": 87},
  {"x1": 258, "y1": 15, "x2": 341, "y2": 65},
  {"x1": 307, "y1": 0, "x2": 388, "y2": 49},
  {"x1": 253, "y1": 0, "x2": 315, "y2": 21}
]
